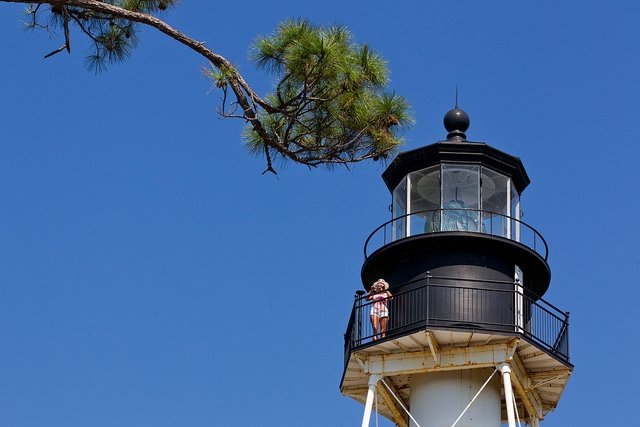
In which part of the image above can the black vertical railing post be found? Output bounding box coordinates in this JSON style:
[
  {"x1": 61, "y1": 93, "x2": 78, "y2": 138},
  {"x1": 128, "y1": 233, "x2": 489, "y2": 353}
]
[
  {"x1": 566, "y1": 317, "x2": 570, "y2": 360},
  {"x1": 513, "y1": 283, "x2": 517, "y2": 333},
  {"x1": 356, "y1": 304, "x2": 361, "y2": 346},
  {"x1": 564, "y1": 311, "x2": 570, "y2": 359},
  {"x1": 354, "y1": 290, "x2": 365, "y2": 346},
  {"x1": 425, "y1": 271, "x2": 431, "y2": 328}
]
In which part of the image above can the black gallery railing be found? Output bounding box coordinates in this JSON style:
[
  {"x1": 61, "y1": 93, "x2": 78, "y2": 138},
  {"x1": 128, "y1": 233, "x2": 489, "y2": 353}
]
[
  {"x1": 344, "y1": 276, "x2": 570, "y2": 366},
  {"x1": 364, "y1": 209, "x2": 549, "y2": 260}
]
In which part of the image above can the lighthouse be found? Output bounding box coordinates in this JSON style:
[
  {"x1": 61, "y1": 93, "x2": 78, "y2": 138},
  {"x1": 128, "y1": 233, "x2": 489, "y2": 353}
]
[{"x1": 341, "y1": 108, "x2": 572, "y2": 427}]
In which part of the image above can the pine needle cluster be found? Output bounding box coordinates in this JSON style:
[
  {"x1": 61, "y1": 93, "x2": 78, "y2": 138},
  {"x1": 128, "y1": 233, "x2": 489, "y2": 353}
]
[
  {"x1": 26, "y1": 1, "x2": 177, "y2": 72},
  {"x1": 245, "y1": 20, "x2": 413, "y2": 167}
]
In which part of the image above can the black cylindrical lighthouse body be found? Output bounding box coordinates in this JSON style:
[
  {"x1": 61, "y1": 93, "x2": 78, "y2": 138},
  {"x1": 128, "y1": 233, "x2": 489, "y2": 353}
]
[{"x1": 361, "y1": 109, "x2": 550, "y2": 333}]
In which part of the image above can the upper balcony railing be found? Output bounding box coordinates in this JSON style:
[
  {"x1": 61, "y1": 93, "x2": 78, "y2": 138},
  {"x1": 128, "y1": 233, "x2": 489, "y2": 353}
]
[
  {"x1": 343, "y1": 275, "x2": 570, "y2": 368},
  {"x1": 364, "y1": 209, "x2": 549, "y2": 260}
]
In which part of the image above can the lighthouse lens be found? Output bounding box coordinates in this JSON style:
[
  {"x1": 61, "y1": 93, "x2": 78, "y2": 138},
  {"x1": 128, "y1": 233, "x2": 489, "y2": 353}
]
[
  {"x1": 441, "y1": 164, "x2": 480, "y2": 231},
  {"x1": 481, "y1": 168, "x2": 509, "y2": 237}
]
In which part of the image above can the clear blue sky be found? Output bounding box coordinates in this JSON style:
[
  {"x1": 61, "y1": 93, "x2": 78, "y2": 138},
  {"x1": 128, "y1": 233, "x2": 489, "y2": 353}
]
[{"x1": 0, "y1": 1, "x2": 637, "y2": 426}]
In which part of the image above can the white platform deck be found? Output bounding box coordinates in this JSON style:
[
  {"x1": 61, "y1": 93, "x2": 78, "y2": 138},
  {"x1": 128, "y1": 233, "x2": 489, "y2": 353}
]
[{"x1": 341, "y1": 328, "x2": 572, "y2": 426}]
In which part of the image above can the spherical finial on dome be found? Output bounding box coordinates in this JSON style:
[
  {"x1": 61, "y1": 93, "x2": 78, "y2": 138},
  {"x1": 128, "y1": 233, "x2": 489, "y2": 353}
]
[{"x1": 443, "y1": 108, "x2": 470, "y2": 141}]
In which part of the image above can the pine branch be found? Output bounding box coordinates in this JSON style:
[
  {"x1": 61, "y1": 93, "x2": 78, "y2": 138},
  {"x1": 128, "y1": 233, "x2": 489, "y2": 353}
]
[{"x1": 4, "y1": 1, "x2": 413, "y2": 171}]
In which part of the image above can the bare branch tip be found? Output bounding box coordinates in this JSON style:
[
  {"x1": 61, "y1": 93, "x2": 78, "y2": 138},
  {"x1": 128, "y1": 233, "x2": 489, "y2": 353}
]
[
  {"x1": 44, "y1": 44, "x2": 68, "y2": 58},
  {"x1": 262, "y1": 166, "x2": 278, "y2": 176}
]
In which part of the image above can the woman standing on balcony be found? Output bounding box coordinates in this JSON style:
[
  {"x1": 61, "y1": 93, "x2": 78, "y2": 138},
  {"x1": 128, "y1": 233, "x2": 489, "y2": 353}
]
[{"x1": 368, "y1": 279, "x2": 392, "y2": 340}]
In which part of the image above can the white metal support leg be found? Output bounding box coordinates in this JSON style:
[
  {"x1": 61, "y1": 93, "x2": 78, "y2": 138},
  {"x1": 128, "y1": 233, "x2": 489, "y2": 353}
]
[
  {"x1": 361, "y1": 374, "x2": 382, "y2": 427},
  {"x1": 499, "y1": 363, "x2": 517, "y2": 427},
  {"x1": 529, "y1": 415, "x2": 540, "y2": 427}
]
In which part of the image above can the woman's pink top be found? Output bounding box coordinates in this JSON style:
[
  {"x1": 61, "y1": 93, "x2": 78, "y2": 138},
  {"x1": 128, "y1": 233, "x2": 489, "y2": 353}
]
[{"x1": 372, "y1": 292, "x2": 388, "y2": 310}]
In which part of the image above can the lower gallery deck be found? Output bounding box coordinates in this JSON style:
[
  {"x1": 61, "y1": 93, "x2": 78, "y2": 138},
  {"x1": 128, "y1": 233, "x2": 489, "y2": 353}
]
[{"x1": 341, "y1": 328, "x2": 572, "y2": 426}]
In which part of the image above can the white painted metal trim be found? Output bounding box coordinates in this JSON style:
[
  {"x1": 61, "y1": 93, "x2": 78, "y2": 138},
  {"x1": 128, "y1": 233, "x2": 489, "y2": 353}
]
[
  {"x1": 514, "y1": 188, "x2": 521, "y2": 241},
  {"x1": 499, "y1": 363, "x2": 517, "y2": 427},
  {"x1": 515, "y1": 265, "x2": 524, "y2": 332},
  {"x1": 364, "y1": 343, "x2": 516, "y2": 377},
  {"x1": 361, "y1": 374, "x2": 382, "y2": 427},
  {"x1": 506, "y1": 177, "x2": 512, "y2": 239},
  {"x1": 424, "y1": 331, "x2": 441, "y2": 366}
]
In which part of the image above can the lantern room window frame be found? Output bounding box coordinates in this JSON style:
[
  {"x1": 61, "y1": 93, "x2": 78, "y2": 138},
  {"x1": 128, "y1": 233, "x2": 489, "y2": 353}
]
[{"x1": 391, "y1": 163, "x2": 521, "y2": 242}]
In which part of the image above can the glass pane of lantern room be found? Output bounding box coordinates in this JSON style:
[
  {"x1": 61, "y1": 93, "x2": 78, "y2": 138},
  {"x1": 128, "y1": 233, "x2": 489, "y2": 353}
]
[
  {"x1": 441, "y1": 164, "x2": 480, "y2": 231},
  {"x1": 408, "y1": 166, "x2": 440, "y2": 236},
  {"x1": 392, "y1": 177, "x2": 407, "y2": 241},
  {"x1": 481, "y1": 168, "x2": 509, "y2": 237},
  {"x1": 511, "y1": 183, "x2": 520, "y2": 241}
]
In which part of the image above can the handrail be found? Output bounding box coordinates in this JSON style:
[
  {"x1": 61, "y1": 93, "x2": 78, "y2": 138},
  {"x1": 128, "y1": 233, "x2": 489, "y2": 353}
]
[
  {"x1": 363, "y1": 208, "x2": 549, "y2": 260},
  {"x1": 344, "y1": 275, "x2": 570, "y2": 365},
  {"x1": 428, "y1": 274, "x2": 568, "y2": 315}
]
